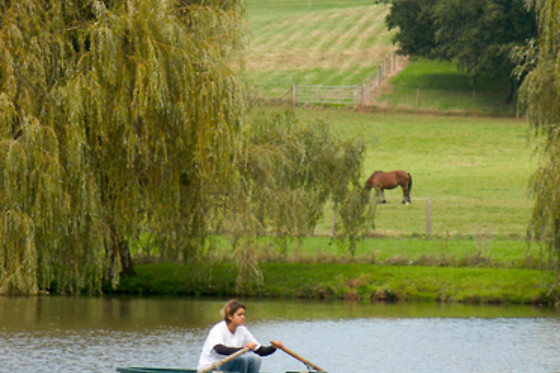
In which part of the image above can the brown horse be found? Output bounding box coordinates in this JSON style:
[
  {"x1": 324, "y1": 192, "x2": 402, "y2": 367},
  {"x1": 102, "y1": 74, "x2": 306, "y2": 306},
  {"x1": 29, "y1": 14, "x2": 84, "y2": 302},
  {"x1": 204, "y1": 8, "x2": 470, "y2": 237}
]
[{"x1": 365, "y1": 170, "x2": 412, "y2": 204}]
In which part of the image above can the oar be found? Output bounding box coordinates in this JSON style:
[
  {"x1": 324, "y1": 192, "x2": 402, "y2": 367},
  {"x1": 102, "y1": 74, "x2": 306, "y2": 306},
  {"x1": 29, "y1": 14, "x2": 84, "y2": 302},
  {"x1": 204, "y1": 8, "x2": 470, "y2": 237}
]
[
  {"x1": 197, "y1": 346, "x2": 251, "y2": 373},
  {"x1": 270, "y1": 341, "x2": 326, "y2": 372}
]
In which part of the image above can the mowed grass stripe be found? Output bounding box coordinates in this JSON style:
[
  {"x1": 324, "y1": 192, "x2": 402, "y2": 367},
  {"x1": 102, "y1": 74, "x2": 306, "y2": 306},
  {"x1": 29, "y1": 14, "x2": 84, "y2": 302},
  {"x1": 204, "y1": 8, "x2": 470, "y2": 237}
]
[
  {"x1": 313, "y1": 9, "x2": 367, "y2": 50},
  {"x1": 247, "y1": 0, "x2": 378, "y2": 15},
  {"x1": 252, "y1": 6, "x2": 391, "y2": 61},
  {"x1": 246, "y1": 1, "x2": 396, "y2": 94},
  {"x1": 357, "y1": 11, "x2": 393, "y2": 49},
  {"x1": 329, "y1": 7, "x2": 390, "y2": 51}
]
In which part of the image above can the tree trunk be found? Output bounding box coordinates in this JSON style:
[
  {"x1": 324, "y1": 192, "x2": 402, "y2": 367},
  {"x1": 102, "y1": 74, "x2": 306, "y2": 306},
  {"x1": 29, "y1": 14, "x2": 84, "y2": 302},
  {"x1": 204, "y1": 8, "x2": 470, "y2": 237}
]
[
  {"x1": 118, "y1": 239, "x2": 135, "y2": 276},
  {"x1": 108, "y1": 230, "x2": 135, "y2": 278},
  {"x1": 331, "y1": 200, "x2": 338, "y2": 237},
  {"x1": 505, "y1": 77, "x2": 520, "y2": 104}
]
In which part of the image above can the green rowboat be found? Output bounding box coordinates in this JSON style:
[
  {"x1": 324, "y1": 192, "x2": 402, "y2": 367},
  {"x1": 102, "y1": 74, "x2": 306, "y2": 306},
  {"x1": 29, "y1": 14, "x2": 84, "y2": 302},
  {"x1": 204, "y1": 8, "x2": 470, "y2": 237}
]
[
  {"x1": 116, "y1": 369, "x2": 315, "y2": 373},
  {"x1": 117, "y1": 369, "x2": 199, "y2": 373}
]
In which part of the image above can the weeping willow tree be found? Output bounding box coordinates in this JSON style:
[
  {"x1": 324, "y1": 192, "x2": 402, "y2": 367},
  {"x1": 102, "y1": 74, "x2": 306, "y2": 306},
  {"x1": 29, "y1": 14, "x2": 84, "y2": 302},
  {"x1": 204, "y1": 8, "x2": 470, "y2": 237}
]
[
  {"x1": 0, "y1": 0, "x2": 375, "y2": 296},
  {"x1": 0, "y1": 0, "x2": 246, "y2": 295},
  {"x1": 229, "y1": 110, "x2": 374, "y2": 271},
  {"x1": 238, "y1": 111, "x2": 339, "y2": 238},
  {"x1": 186, "y1": 108, "x2": 373, "y2": 294},
  {"x1": 517, "y1": 0, "x2": 560, "y2": 271}
]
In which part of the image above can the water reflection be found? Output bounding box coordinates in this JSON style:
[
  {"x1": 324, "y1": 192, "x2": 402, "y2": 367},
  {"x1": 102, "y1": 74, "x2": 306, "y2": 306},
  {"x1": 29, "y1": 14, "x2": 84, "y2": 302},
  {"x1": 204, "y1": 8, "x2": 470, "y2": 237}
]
[{"x1": 0, "y1": 297, "x2": 559, "y2": 373}]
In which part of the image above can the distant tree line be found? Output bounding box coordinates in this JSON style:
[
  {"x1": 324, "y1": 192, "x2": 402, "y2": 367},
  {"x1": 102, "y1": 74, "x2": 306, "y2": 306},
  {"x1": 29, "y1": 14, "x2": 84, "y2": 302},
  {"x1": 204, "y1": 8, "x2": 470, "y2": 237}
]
[{"x1": 383, "y1": 0, "x2": 538, "y2": 102}]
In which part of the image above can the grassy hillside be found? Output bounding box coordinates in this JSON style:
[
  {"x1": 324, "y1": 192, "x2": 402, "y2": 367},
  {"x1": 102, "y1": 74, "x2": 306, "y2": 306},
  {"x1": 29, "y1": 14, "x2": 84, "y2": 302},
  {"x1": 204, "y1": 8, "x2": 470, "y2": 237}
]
[
  {"x1": 245, "y1": 0, "x2": 397, "y2": 97},
  {"x1": 245, "y1": 1, "x2": 516, "y2": 116}
]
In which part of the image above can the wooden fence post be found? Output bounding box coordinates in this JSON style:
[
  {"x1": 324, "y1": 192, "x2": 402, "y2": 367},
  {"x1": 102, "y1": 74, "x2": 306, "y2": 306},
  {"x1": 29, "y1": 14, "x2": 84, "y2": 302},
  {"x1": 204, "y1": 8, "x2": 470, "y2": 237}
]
[
  {"x1": 427, "y1": 199, "x2": 432, "y2": 236},
  {"x1": 360, "y1": 84, "x2": 366, "y2": 106},
  {"x1": 291, "y1": 83, "x2": 297, "y2": 106},
  {"x1": 331, "y1": 201, "x2": 337, "y2": 237}
]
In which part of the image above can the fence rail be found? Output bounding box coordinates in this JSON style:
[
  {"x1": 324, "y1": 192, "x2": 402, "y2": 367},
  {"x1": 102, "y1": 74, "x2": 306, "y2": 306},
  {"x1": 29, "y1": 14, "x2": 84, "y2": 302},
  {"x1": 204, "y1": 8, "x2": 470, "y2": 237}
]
[
  {"x1": 289, "y1": 54, "x2": 407, "y2": 106},
  {"x1": 292, "y1": 84, "x2": 361, "y2": 105}
]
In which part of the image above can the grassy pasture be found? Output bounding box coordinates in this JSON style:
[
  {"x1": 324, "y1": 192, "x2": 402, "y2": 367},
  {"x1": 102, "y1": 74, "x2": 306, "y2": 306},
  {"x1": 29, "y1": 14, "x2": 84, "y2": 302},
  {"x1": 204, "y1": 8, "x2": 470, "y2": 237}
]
[
  {"x1": 244, "y1": 0, "x2": 396, "y2": 97},
  {"x1": 245, "y1": 1, "x2": 517, "y2": 116},
  {"x1": 244, "y1": 0, "x2": 536, "y2": 243},
  {"x1": 209, "y1": 106, "x2": 540, "y2": 269},
  {"x1": 199, "y1": 233, "x2": 542, "y2": 269},
  {"x1": 286, "y1": 107, "x2": 536, "y2": 238},
  {"x1": 375, "y1": 58, "x2": 517, "y2": 116}
]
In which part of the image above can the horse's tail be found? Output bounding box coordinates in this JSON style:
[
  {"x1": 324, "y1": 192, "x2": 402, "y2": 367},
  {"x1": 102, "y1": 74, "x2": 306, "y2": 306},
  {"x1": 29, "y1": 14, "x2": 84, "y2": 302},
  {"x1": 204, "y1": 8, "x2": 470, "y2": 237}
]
[{"x1": 407, "y1": 173, "x2": 412, "y2": 192}]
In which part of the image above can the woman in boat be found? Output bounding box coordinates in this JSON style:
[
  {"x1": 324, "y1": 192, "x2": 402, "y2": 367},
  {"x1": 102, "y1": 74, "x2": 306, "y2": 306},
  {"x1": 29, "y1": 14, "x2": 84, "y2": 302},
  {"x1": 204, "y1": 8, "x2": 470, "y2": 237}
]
[{"x1": 197, "y1": 299, "x2": 283, "y2": 373}]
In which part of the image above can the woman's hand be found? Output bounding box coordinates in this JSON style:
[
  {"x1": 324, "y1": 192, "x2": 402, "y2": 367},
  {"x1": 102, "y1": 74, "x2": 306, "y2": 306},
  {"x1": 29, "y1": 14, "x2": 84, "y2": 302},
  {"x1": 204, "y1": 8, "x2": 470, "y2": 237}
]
[
  {"x1": 246, "y1": 342, "x2": 258, "y2": 350},
  {"x1": 271, "y1": 340, "x2": 284, "y2": 349}
]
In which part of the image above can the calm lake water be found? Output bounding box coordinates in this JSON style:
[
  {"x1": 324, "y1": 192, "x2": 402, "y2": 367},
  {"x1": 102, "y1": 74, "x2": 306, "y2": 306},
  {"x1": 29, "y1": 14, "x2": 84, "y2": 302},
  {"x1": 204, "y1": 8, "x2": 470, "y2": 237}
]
[{"x1": 1, "y1": 297, "x2": 559, "y2": 373}]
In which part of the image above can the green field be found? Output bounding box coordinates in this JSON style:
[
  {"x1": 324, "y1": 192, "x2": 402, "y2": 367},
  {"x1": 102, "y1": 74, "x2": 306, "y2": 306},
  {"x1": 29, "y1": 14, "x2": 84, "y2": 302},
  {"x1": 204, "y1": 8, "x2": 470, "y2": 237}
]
[
  {"x1": 245, "y1": 0, "x2": 516, "y2": 116},
  {"x1": 376, "y1": 58, "x2": 517, "y2": 116},
  {"x1": 243, "y1": 0, "x2": 535, "y2": 240},
  {"x1": 197, "y1": 106, "x2": 540, "y2": 270},
  {"x1": 278, "y1": 107, "x2": 535, "y2": 238},
  {"x1": 241, "y1": 1, "x2": 545, "y2": 276},
  {"x1": 245, "y1": 0, "x2": 397, "y2": 97}
]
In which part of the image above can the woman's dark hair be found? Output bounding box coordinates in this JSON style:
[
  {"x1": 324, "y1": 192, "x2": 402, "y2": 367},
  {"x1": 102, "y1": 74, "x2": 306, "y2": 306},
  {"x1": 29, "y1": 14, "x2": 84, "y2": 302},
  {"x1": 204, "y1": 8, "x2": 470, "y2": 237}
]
[{"x1": 221, "y1": 299, "x2": 245, "y2": 324}]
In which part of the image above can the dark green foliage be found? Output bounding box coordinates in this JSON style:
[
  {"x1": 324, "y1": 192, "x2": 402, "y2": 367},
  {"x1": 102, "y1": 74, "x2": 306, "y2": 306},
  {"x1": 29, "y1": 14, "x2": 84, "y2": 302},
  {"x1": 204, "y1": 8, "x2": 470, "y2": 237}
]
[
  {"x1": 386, "y1": 0, "x2": 537, "y2": 100},
  {"x1": 113, "y1": 262, "x2": 238, "y2": 296},
  {"x1": 385, "y1": 0, "x2": 438, "y2": 57}
]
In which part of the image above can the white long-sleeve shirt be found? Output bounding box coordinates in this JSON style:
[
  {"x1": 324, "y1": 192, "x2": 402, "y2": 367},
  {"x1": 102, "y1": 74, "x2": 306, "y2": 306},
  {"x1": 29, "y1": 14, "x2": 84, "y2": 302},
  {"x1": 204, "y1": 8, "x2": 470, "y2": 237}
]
[{"x1": 197, "y1": 321, "x2": 260, "y2": 370}]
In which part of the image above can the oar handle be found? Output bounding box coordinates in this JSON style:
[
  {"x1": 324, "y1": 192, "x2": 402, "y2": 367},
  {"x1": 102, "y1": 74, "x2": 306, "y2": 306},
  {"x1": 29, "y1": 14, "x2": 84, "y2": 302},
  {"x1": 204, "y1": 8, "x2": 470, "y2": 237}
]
[
  {"x1": 270, "y1": 341, "x2": 326, "y2": 372},
  {"x1": 197, "y1": 347, "x2": 251, "y2": 373}
]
